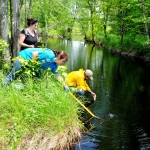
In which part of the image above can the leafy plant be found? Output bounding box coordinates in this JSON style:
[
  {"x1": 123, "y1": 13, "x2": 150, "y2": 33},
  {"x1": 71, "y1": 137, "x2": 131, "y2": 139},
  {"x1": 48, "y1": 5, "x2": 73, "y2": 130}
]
[
  {"x1": 0, "y1": 39, "x2": 9, "y2": 53},
  {"x1": 12, "y1": 57, "x2": 42, "y2": 80}
]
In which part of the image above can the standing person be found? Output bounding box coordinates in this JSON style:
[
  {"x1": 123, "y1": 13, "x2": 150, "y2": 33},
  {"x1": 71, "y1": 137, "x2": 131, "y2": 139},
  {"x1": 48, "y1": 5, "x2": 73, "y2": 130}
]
[
  {"x1": 65, "y1": 69, "x2": 96, "y2": 99},
  {"x1": 3, "y1": 48, "x2": 69, "y2": 90},
  {"x1": 19, "y1": 18, "x2": 38, "y2": 51}
]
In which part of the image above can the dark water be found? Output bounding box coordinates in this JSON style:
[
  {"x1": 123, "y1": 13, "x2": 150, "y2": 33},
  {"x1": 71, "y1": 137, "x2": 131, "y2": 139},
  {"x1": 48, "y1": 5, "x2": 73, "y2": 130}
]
[{"x1": 46, "y1": 38, "x2": 150, "y2": 150}]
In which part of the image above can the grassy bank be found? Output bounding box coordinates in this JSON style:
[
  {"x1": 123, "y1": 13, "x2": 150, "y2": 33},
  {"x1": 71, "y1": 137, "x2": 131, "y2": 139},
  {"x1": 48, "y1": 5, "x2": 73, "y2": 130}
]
[{"x1": 0, "y1": 71, "x2": 84, "y2": 150}]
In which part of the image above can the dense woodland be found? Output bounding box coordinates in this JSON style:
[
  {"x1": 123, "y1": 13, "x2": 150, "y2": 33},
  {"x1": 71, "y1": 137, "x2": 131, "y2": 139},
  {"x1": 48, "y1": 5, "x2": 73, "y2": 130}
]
[{"x1": 0, "y1": 0, "x2": 150, "y2": 61}]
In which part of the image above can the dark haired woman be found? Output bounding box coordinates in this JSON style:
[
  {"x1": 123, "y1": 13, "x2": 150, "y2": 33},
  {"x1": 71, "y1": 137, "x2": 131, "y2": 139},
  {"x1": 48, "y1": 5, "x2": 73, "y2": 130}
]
[
  {"x1": 19, "y1": 18, "x2": 38, "y2": 51},
  {"x1": 3, "y1": 48, "x2": 69, "y2": 91}
]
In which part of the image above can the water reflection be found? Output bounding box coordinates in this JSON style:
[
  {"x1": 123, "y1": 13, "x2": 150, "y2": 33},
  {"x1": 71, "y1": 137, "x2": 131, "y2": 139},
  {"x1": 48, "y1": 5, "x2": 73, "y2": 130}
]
[{"x1": 46, "y1": 39, "x2": 150, "y2": 150}]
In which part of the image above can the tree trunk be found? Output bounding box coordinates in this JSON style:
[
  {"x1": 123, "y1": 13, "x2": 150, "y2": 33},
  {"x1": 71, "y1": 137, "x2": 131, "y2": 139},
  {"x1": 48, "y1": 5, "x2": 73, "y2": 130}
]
[
  {"x1": 87, "y1": 1, "x2": 95, "y2": 43},
  {"x1": 24, "y1": 0, "x2": 27, "y2": 27},
  {"x1": 91, "y1": 10, "x2": 95, "y2": 42},
  {"x1": 0, "y1": 0, "x2": 10, "y2": 64},
  {"x1": 118, "y1": 0, "x2": 125, "y2": 49},
  {"x1": 141, "y1": 0, "x2": 150, "y2": 50},
  {"x1": 10, "y1": 0, "x2": 20, "y2": 57},
  {"x1": 27, "y1": 0, "x2": 32, "y2": 19},
  {"x1": 103, "y1": 7, "x2": 109, "y2": 38}
]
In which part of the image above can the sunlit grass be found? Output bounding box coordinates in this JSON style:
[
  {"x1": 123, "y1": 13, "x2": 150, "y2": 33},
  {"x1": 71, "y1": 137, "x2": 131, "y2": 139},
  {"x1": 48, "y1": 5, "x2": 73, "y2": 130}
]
[{"x1": 0, "y1": 71, "x2": 84, "y2": 149}]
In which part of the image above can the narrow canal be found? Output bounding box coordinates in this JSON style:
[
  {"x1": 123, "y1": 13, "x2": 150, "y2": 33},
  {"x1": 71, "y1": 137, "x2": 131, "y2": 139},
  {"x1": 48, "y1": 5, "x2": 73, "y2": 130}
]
[{"x1": 47, "y1": 38, "x2": 150, "y2": 150}]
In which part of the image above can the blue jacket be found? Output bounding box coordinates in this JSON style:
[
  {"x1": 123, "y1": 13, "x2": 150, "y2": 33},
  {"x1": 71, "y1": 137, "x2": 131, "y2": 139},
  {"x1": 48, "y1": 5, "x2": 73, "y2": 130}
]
[{"x1": 19, "y1": 48, "x2": 58, "y2": 74}]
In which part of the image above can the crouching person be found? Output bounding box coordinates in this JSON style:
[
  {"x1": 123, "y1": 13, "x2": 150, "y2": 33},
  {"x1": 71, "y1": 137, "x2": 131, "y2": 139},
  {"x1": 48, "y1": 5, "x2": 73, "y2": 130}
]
[
  {"x1": 65, "y1": 69, "x2": 96, "y2": 99},
  {"x1": 3, "y1": 48, "x2": 69, "y2": 89}
]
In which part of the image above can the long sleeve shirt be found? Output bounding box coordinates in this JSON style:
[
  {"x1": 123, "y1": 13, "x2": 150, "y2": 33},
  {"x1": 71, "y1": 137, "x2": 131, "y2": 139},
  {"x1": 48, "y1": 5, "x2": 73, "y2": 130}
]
[{"x1": 66, "y1": 69, "x2": 91, "y2": 92}]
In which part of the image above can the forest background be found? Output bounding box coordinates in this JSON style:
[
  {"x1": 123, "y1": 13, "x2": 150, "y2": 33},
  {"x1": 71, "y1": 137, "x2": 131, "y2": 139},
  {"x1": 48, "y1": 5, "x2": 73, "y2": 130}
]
[
  {"x1": 0, "y1": 0, "x2": 150, "y2": 64},
  {"x1": 0, "y1": 0, "x2": 150, "y2": 149}
]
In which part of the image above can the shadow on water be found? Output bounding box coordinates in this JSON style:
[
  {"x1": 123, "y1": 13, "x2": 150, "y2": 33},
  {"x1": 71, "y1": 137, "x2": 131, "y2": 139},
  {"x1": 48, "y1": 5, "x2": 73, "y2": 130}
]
[{"x1": 46, "y1": 38, "x2": 150, "y2": 150}]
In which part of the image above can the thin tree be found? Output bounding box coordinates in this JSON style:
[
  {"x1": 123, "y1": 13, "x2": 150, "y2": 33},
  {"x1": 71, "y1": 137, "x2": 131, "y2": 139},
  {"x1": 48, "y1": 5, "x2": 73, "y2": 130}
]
[
  {"x1": 10, "y1": 0, "x2": 20, "y2": 57},
  {"x1": 27, "y1": 0, "x2": 32, "y2": 19},
  {"x1": 0, "y1": 0, "x2": 10, "y2": 64},
  {"x1": 141, "y1": 0, "x2": 150, "y2": 50}
]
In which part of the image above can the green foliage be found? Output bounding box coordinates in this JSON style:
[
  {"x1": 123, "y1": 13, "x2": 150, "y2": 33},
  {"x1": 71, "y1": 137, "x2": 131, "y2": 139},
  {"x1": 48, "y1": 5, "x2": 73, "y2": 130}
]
[
  {"x1": 0, "y1": 70, "x2": 83, "y2": 149},
  {"x1": 12, "y1": 57, "x2": 42, "y2": 79},
  {"x1": 18, "y1": 0, "x2": 150, "y2": 53},
  {"x1": 123, "y1": 35, "x2": 141, "y2": 51},
  {"x1": 57, "y1": 65, "x2": 68, "y2": 80},
  {"x1": 0, "y1": 39, "x2": 9, "y2": 71},
  {"x1": 10, "y1": 57, "x2": 68, "y2": 82},
  {"x1": 0, "y1": 39, "x2": 9, "y2": 53},
  {"x1": 102, "y1": 35, "x2": 121, "y2": 50}
]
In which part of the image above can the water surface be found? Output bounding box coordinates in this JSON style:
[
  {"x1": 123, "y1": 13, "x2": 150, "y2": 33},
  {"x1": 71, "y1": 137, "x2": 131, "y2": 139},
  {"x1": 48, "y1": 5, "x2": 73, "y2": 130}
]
[{"x1": 47, "y1": 38, "x2": 150, "y2": 150}]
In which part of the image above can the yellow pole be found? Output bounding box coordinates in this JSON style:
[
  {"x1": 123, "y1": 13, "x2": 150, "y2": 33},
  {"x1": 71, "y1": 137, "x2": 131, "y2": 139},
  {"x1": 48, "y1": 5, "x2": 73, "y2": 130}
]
[{"x1": 69, "y1": 92, "x2": 103, "y2": 120}]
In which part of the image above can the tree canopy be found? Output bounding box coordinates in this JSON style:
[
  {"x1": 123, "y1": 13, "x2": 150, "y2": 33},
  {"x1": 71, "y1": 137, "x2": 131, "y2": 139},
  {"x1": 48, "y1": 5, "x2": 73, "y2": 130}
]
[{"x1": 0, "y1": 0, "x2": 150, "y2": 58}]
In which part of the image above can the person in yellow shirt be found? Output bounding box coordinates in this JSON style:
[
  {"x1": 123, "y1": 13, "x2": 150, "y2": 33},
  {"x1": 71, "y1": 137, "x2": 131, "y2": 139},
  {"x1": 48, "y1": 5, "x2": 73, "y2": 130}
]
[{"x1": 65, "y1": 69, "x2": 96, "y2": 99}]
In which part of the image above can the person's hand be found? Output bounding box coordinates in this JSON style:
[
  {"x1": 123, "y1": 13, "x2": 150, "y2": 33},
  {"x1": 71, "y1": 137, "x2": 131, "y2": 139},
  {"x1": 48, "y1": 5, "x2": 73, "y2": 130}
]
[
  {"x1": 30, "y1": 45, "x2": 34, "y2": 48},
  {"x1": 93, "y1": 94, "x2": 96, "y2": 102},
  {"x1": 64, "y1": 85, "x2": 70, "y2": 92},
  {"x1": 91, "y1": 92, "x2": 96, "y2": 102}
]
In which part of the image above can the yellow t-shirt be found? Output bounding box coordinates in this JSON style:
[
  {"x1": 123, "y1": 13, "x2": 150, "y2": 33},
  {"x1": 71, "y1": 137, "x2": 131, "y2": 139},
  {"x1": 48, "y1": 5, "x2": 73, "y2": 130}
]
[{"x1": 66, "y1": 69, "x2": 91, "y2": 92}]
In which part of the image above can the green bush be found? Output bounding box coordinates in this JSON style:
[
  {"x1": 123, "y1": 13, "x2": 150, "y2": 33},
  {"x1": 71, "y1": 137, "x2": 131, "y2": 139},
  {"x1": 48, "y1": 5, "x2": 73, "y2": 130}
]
[{"x1": 0, "y1": 39, "x2": 9, "y2": 53}]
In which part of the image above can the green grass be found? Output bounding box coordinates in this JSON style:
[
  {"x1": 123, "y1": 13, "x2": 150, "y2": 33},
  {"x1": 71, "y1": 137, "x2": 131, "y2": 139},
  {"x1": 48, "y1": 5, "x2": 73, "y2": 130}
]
[{"x1": 0, "y1": 71, "x2": 84, "y2": 149}]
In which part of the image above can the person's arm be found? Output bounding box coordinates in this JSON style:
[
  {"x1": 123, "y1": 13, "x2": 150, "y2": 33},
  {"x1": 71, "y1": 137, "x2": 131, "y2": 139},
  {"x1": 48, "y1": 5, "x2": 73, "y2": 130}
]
[
  {"x1": 55, "y1": 74, "x2": 70, "y2": 91},
  {"x1": 54, "y1": 74, "x2": 63, "y2": 82},
  {"x1": 76, "y1": 77, "x2": 96, "y2": 98},
  {"x1": 89, "y1": 90, "x2": 96, "y2": 98},
  {"x1": 85, "y1": 81, "x2": 96, "y2": 99},
  {"x1": 19, "y1": 33, "x2": 34, "y2": 48}
]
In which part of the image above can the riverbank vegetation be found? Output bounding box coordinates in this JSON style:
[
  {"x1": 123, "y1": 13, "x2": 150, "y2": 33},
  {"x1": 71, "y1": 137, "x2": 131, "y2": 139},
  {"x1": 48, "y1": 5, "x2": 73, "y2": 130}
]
[
  {"x1": 1, "y1": 0, "x2": 150, "y2": 60},
  {"x1": 25, "y1": 0, "x2": 150, "y2": 57},
  {"x1": 0, "y1": 0, "x2": 150, "y2": 148},
  {"x1": 0, "y1": 68, "x2": 84, "y2": 149},
  {"x1": 0, "y1": 40, "x2": 84, "y2": 149}
]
